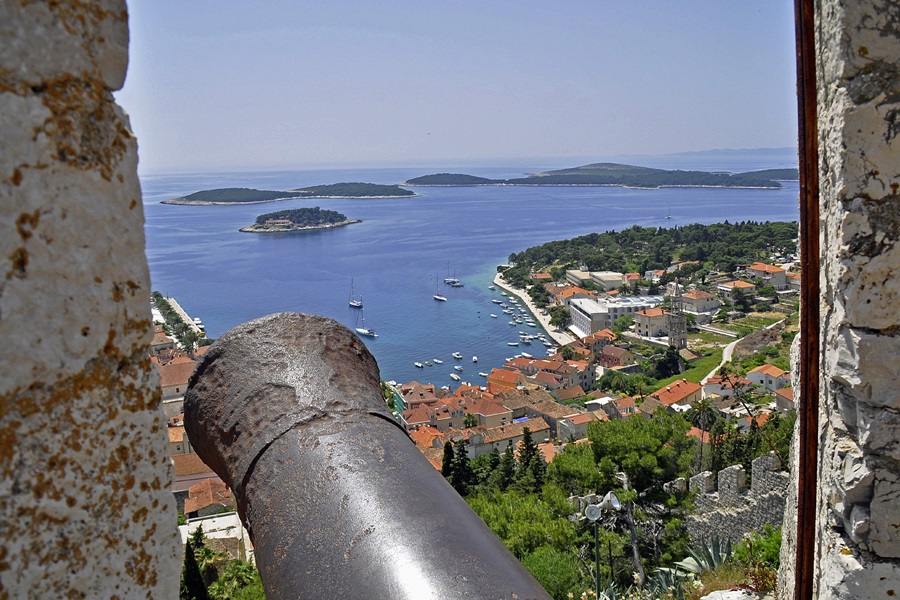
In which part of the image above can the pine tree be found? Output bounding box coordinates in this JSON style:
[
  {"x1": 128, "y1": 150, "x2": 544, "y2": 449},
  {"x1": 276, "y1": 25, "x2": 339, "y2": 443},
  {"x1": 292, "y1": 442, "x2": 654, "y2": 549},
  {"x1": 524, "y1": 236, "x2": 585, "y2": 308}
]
[
  {"x1": 497, "y1": 442, "x2": 516, "y2": 491},
  {"x1": 441, "y1": 440, "x2": 454, "y2": 478},
  {"x1": 181, "y1": 540, "x2": 210, "y2": 600},
  {"x1": 450, "y1": 439, "x2": 474, "y2": 496}
]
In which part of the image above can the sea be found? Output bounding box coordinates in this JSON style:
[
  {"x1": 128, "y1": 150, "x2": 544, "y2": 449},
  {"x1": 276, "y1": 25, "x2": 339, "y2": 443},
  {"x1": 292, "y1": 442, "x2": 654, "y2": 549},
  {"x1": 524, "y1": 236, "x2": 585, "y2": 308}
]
[{"x1": 141, "y1": 149, "x2": 800, "y2": 386}]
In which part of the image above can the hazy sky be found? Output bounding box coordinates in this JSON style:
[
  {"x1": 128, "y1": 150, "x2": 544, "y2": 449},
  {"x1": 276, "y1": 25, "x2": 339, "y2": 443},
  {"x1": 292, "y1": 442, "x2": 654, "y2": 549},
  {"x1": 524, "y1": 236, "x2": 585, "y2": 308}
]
[{"x1": 116, "y1": 1, "x2": 799, "y2": 173}]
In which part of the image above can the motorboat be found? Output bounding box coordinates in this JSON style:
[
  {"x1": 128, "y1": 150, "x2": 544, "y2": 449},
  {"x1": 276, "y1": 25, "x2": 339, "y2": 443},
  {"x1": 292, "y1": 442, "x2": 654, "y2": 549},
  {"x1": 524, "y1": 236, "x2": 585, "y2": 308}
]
[
  {"x1": 507, "y1": 341, "x2": 519, "y2": 346},
  {"x1": 450, "y1": 373, "x2": 461, "y2": 381},
  {"x1": 452, "y1": 352, "x2": 463, "y2": 359},
  {"x1": 454, "y1": 365, "x2": 463, "y2": 372},
  {"x1": 472, "y1": 356, "x2": 478, "y2": 362},
  {"x1": 414, "y1": 362, "x2": 424, "y2": 368},
  {"x1": 433, "y1": 358, "x2": 444, "y2": 364},
  {"x1": 479, "y1": 372, "x2": 489, "y2": 377},
  {"x1": 490, "y1": 314, "x2": 498, "y2": 318}
]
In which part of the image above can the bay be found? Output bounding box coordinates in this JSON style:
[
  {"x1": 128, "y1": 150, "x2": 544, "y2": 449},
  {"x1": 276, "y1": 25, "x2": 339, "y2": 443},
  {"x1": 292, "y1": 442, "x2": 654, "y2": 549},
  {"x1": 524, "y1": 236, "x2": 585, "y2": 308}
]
[{"x1": 142, "y1": 151, "x2": 800, "y2": 385}]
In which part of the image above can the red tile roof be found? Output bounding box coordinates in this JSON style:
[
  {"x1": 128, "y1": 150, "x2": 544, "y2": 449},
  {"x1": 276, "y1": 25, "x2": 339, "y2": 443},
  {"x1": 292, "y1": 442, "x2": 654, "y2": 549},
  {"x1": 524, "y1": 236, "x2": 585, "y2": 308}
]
[
  {"x1": 184, "y1": 479, "x2": 233, "y2": 514},
  {"x1": 636, "y1": 307, "x2": 667, "y2": 318},
  {"x1": 749, "y1": 262, "x2": 786, "y2": 274},
  {"x1": 172, "y1": 453, "x2": 215, "y2": 477},
  {"x1": 748, "y1": 364, "x2": 787, "y2": 377},
  {"x1": 651, "y1": 380, "x2": 702, "y2": 406},
  {"x1": 158, "y1": 360, "x2": 198, "y2": 388},
  {"x1": 683, "y1": 290, "x2": 715, "y2": 300}
]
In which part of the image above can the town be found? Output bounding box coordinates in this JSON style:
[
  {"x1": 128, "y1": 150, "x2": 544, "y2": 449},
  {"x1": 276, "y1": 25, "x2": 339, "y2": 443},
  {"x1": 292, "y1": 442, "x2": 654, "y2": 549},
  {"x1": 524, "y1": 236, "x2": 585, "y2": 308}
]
[{"x1": 152, "y1": 237, "x2": 800, "y2": 598}]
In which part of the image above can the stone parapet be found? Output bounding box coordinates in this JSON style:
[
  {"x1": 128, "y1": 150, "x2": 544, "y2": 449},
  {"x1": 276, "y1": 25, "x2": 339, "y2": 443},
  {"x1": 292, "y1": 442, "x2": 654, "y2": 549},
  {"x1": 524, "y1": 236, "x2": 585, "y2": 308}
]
[{"x1": 0, "y1": 2, "x2": 179, "y2": 596}]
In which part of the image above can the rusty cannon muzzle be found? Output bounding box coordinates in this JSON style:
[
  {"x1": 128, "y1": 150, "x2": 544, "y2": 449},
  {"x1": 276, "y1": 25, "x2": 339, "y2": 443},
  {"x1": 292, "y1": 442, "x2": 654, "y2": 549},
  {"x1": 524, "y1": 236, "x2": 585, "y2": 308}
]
[{"x1": 184, "y1": 312, "x2": 551, "y2": 600}]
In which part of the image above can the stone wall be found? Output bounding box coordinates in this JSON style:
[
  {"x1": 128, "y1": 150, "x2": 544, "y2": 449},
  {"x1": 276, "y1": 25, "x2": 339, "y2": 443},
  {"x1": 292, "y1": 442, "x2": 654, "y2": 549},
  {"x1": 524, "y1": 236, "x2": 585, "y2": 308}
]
[
  {"x1": 686, "y1": 454, "x2": 789, "y2": 544},
  {"x1": 0, "y1": 2, "x2": 179, "y2": 597},
  {"x1": 778, "y1": 1, "x2": 900, "y2": 597}
]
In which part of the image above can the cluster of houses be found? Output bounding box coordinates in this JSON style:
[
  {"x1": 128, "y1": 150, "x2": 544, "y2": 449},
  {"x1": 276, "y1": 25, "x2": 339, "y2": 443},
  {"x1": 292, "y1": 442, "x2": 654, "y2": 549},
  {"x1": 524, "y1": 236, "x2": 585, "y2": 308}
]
[
  {"x1": 151, "y1": 303, "x2": 253, "y2": 562},
  {"x1": 401, "y1": 258, "x2": 799, "y2": 468},
  {"x1": 547, "y1": 261, "x2": 801, "y2": 341}
]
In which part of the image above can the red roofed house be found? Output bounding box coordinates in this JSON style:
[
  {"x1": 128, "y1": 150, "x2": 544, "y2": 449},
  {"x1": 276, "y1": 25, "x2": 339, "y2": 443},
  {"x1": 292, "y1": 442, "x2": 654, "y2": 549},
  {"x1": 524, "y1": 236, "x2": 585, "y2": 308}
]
[
  {"x1": 168, "y1": 425, "x2": 193, "y2": 455},
  {"x1": 703, "y1": 374, "x2": 753, "y2": 399},
  {"x1": 150, "y1": 326, "x2": 176, "y2": 356},
  {"x1": 651, "y1": 379, "x2": 702, "y2": 407},
  {"x1": 747, "y1": 262, "x2": 788, "y2": 290},
  {"x1": 718, "y1": 280, "x2": 757, "y2": 296},
  {"x1": 468, "y1": 417, "x2": 551, "y2": 455},
  {"x1": 612, "y1": 396, "x2": 639, "y2": 417},
  {"x1": 634, "y1": 307, "x2": 669, "y2": 338},
  {"x1": 172, "y1": 453, "x2": 221, "y2": 493},
  {"x1": 531, "y1": 272, "x2": 553, "y2": 282},
  {"x1": 775, "y1": 387, "x2": 795, "y2": 413},
  {"x1": 581, "y1": 329, "x2": 616, "y2": 357},
  {"x1": 557, "y1": 286, "x2": 596, "y2": 307},
  {"x1": 557, "y1": 412, "x2": 597, "y2": 441},
  {"x1": 598, "y1": 345, "x2": 636, "y2": 369},
  {"x1": 184, "y1": 479, "x2": 235, "y2": 519},
  {"x1": 682, "y1": 290, "x2": 721, "y2": 314},
  {"x1": 747, "y1": 364, "x2": 790, "y2": 392},
  {"x1": 487, "y1": 368, "x2": 526, "y2": 394},
  {"x1": 158, "y1": 359, "x2": 198, "y2": 400},
  {"x1": 786, "y1": 272, "x2": 802, "y2": 292}
]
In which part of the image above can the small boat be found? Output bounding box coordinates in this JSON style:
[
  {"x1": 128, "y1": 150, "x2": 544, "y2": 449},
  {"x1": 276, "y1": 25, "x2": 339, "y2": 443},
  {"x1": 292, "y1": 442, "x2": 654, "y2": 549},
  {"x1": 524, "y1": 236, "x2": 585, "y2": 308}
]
[
  {"x1": 349, "y1": 279, "x2": 363, "y2": 309},
  {"x1": 450, "y1": 373, "x2": 461, "y2": 381},
  {"x1": 424, "y1": 361, "x2": 433, "y2": 366},
  {"x1": 354, "y1": 308, "x2": 378, "y2": 338},
  {"x1": 452, "y1": 352, "x2": 463, "y2": 359},
  {"x1": 414, "y1": 362, "x2": 424, "y2": 368},
  {"x1": 433, "y1": 358, "x2": 444, "y2": 364},
  {"x1": 454, "y1": 365, "x2": 463, "y2": 372},
  {"x1": 501, "y1": 291, "x2": 508, "y2": 296},
  {"x1": 450, "y1": 281, "x2": 464, "y2": 288},
  {"x1": 507, "y1": 341, "x2": 519, "y2": 346},
  {"x1": 492, "y1": 299, "x2": 503, "y2": 304},
  {"x1": 434, "y1": 294, "x2": 448, "y2": 301},
  {"x1": 490, "y1": 314, "x2": 498, "y2": 318},
  {"x1": 521, "y1": 352, "x2": 532, "y2": 358},
  {"x1": 479, "y1": 372, "x2": 489, "y2": 377},
  {"x1": 488, "y1": 285, "x2": 495, "y2": 290},
  {"x1": 472, "y1": 356, "x2": 478, "y2": 363}
]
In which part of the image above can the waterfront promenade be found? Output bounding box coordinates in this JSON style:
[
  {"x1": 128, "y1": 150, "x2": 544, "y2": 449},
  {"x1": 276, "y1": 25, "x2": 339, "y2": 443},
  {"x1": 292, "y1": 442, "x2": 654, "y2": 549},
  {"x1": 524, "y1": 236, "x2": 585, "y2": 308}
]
[{"x1": 491, "y1": 273, "x2": 576, "y2": 347}]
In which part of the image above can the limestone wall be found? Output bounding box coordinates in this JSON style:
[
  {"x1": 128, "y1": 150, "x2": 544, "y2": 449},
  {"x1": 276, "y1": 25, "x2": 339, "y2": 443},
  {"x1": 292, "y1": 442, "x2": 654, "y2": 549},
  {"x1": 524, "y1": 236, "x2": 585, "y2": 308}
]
[
  {"x1": 778, "y1": 1, "x2": 900, "y2": 597},
  {"x1": 687, "y1": 455, "x2": 789, "y2": 544},
  {"x1": 0, "y1": 2, "x2": 179, "y2": 596}
]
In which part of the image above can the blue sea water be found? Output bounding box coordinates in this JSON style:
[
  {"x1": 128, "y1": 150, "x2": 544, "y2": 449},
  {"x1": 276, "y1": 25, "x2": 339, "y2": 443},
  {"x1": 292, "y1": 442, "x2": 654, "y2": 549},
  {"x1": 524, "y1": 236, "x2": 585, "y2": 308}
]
[{"x1": 141, "y1": 151, "x2": 800, "y2": 385}]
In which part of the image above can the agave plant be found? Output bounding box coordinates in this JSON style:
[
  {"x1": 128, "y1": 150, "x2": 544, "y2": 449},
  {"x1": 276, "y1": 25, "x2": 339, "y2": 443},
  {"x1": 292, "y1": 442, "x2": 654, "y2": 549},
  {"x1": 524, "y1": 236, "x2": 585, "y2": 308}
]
[
  {"x1": 674, "y1": 536, "x2": 733, "y2": 574},
  {"x1": 645, "y1": 567, "x2": 688, "y2": 600}
]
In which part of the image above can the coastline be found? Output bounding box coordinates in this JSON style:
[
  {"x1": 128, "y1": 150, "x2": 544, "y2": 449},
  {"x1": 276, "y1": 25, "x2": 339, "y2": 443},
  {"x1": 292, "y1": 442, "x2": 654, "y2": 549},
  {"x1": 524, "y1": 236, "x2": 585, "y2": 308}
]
[
  {"x1": 403, "y1": 182, "x2": 781, "y2": 190},
  {"x1": 239, "y1": 219, "x2": 361, "y2": 233},
  {"x1": 162, "y1": 194, "x2": 419, "y2": 206},
  {"x1": 491, "y1": 272, "x2": 576, "y2": 347}
]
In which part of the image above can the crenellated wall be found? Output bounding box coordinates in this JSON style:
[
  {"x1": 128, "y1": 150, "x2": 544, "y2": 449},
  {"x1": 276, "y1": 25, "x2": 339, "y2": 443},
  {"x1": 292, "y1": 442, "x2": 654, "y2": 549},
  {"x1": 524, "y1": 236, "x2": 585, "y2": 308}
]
[
  {"x1": 778, "y1": 1, "x2": 900, "y2": 597},
  {"x1": 0, "y1": 1, "x2": 180, "y2": 596},
  {"x1": 687, "y1": 454, "x2": 789, "y2": 544}
]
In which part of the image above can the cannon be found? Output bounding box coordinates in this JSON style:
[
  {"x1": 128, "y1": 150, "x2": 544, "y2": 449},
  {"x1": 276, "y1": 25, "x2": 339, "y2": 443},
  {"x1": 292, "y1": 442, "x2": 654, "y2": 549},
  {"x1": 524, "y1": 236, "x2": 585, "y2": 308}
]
[{"x1": 184, "y1": 312, "x2": 551, "y2": 600}]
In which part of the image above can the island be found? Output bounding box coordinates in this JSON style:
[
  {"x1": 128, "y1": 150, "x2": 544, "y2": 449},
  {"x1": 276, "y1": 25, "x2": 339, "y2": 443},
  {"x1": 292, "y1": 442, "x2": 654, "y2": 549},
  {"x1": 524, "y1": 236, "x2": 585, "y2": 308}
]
[
  {"x1": 162, "y1": 182, "x2": 417, "y2": 205},
  {"x1": 239, "y1": 207, "x2": 361, "y2": 233},
  {"x1": 403, "y1": 163, "x2": 799, "y2": 189}
]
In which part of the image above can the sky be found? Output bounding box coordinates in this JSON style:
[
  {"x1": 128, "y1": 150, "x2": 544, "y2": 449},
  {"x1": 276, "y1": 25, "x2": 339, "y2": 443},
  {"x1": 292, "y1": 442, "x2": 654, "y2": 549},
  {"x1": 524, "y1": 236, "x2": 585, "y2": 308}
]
[{"x1": 115, "y1": 1, "x2": 799, "y2": 173}]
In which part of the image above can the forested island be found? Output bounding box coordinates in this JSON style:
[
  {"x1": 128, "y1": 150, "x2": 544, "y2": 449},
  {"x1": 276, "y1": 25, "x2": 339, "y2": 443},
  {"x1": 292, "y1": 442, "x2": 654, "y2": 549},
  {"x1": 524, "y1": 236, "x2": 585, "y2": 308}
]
[
  {"x1": 404, "y1": 163, "x2": 798, "y2": 189},
  {"x1": 162, "y1": 182, "x2": 416, "y2": 205},
  {"x1": 239, "y1": 207, "x2": 360, "y2": 233}
]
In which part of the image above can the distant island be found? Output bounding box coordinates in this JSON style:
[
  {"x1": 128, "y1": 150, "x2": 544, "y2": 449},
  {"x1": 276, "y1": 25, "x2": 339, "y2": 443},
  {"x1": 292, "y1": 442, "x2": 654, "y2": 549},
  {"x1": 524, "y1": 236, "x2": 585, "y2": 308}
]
[
  {"x1": 403, "y1": 163, "x2": 799, "y2": 189},
  {"x1": 162, "y1": 182, "x2": 417, "y2": 205},
  {"x1": 239, "y1": 207, "x2": 360, "y2": 233}
]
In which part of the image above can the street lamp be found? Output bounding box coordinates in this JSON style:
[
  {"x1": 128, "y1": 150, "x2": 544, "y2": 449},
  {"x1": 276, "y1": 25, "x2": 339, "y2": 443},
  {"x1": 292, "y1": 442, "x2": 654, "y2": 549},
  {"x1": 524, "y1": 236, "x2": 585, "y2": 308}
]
[{"x1": 584, "y1": 491, "x2": 621, "y2": 599}]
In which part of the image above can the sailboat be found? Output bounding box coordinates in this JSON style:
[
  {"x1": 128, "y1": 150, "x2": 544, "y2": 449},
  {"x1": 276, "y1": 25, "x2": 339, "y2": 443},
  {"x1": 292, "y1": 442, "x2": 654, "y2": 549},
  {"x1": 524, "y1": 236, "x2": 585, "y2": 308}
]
[
  {"x1": 433, "y1": 275, "x2": 447, "y2": 301},
  {"x1": 348, "y1": 278, "x2": 363, "y2": 308},
  {"x1": 354, "y1": 308, "x2": 378, "y2": 338}
]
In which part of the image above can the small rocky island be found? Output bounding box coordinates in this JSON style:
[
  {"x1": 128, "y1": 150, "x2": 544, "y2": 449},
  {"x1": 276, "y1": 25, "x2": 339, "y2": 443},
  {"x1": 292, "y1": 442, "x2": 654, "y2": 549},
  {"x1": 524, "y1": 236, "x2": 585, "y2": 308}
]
[
  {"x1": 163, "y1": 182, "x2": 417, "y2": 205},
  {"x1": 240, "y1": 207, "x2": 361, "y2": 233}
]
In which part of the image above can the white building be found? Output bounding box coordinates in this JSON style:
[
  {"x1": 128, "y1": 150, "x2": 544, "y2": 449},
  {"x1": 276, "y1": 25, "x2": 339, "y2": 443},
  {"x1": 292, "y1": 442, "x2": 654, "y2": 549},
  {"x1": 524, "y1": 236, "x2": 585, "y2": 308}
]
[{"x1": 568, "y1": 295, "x2": 664, "y2": 338}]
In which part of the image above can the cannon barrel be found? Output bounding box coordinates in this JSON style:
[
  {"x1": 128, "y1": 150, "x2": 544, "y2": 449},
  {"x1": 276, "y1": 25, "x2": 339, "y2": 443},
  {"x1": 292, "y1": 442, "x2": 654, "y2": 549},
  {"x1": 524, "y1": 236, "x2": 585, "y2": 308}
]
[{"x1": 184, "y1": 312, "x2": 551, "y2": 600}]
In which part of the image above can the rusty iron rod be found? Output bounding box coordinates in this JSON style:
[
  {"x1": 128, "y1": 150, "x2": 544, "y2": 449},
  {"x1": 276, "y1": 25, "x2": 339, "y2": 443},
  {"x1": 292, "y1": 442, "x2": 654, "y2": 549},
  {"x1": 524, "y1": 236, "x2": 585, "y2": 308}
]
[
  {"x1": 184, "y1": 313, "x2": 551, "y2": 600},
  {"x1": 793, "y1": 0, "x2": 820, "y2": 598}
]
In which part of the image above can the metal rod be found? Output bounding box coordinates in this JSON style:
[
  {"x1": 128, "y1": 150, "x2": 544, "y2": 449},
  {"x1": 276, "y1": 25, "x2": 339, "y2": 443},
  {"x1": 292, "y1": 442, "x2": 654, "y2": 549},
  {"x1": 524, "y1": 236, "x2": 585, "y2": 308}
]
[
  {"x1": 184, "y1": 312, "x2": 552, "y2": 600},
  {"x1": 792, "y1": 0, "x2": 820, "y2": 598}
]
